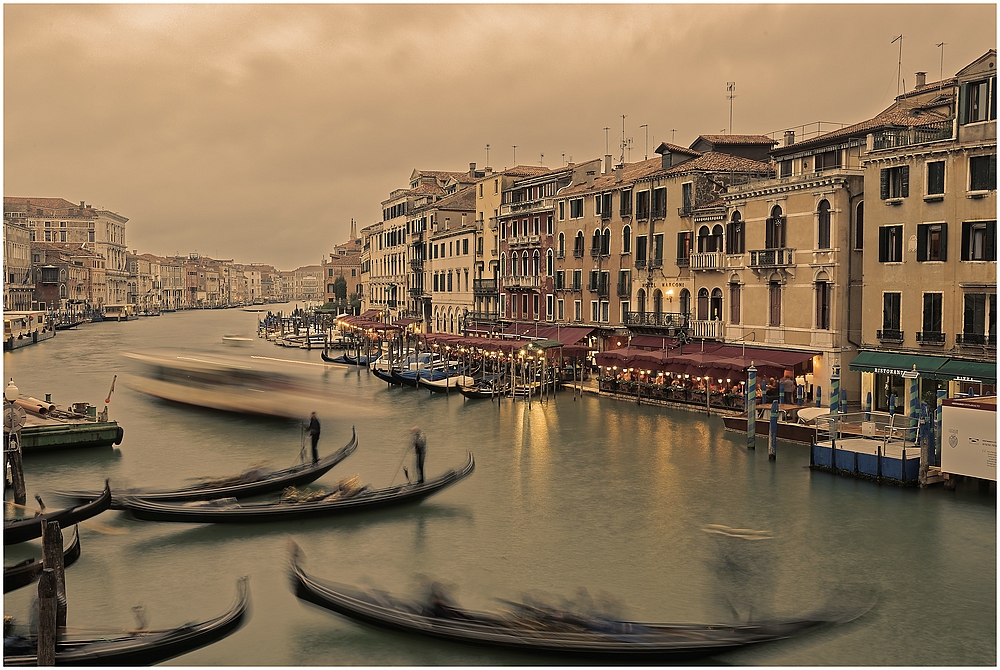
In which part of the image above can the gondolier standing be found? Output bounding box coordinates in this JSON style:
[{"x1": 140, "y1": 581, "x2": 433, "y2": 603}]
[
  {"x1": 412, "y1": 426, "x2": 426, "y2": 484},
  {"x1": 307, "y1": 412, "x2": 321, "y2": 464}
]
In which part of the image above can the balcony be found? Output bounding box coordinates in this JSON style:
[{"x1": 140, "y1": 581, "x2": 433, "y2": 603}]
[
  {"x1": 465, "y1": 310, "x2": 500, "y2": 323},
  {"x1": 473, "y1": 278, "x2": 497, "y2": 295},
  {"x1": 624, "y1": 311, "x2": 687, "y2": 329},
  {"x1": 588, "y1": 283, "x2": 610, "y2": 298},
  {"x1": 573, "y1": 249, "x2": 584, "y2": 259},
  {"x1": 502, "y1": 275, "x2": 541, "y2": 290},
  {"x1": 678, "y1": 204, "x2": 694, "y2": 217},
  {"x1": 410, "y1": 230, "x2": 424, "y2": 242},
  {"x1": 409, "y1": 257, "x2": 424, "y2": 270},
  {"x1": 508, "y1": 235, "x2": 542, "y2": 249},
  {"x1": 877, "y1": 329, "x2": 904, "y2": 343},
  {"x1": 501, "y1": 197, "x2": 554, "y2": 215},
  {"x1": 590, "y1": 248, "x2": 600, "y2": 258},
  {"x1": 386, "y1": 299, "x2": 398, "y2": 308},
  {"x1": 749, "y1": 248, "x2": 795, "y2": 268},
  {"x1": 957, "y1": 333, "x2": 991, "y2": 347},
  {"x1": 871, "y1": 122, "x2": 954, "y2": 151},
  {"x1": 635, "y1": 258, "x2": 647, "y2": 269},
  {"x1": 916, "y1": 331, "x2": 946, "y2": 345},
  {"x1": 689, "y1": 251, "x2": 725, "y2": 271},
  {"x1": 690, "y1": 319, "x2": 724, "y2": 340},
  {"x1": 408, "y1": 287, "x2": 425, "y2": 298}
]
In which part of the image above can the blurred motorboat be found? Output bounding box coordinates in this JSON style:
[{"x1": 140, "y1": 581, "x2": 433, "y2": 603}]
[{"x1": 222, "y1": 335, "x2": 253, "y2": 347}]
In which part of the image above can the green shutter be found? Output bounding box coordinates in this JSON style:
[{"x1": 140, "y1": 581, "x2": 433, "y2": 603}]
[{"x1": 880, "y1": 168, "x2": 889, "y2": 199}]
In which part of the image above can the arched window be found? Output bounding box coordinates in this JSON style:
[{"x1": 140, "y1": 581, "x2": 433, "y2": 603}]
[
  {"x1": 854, "y1": 201, "x2": 864, "y2": 250},
  {"x1": 815, "y1": 271, "x2": 832, "y2": 330},
  {"x1": 768, "y1": 276, "x2": 782, "y2": 326},
  {"x1": 711, "y1": 225, "x2": 724, "y2": 253},
  {"x1": 601, "y1": 228, "x2": 611, "y2": 256},
  {"x1": 575, "y1": 231, "x2": 585, "y2": 257},
  {"x1": 622, "y1": 225, "x2": 632, "y2": 254},
  {"x1": 697, "y1": 225, "x2": 712, "y2": 252},
  {"x1": 697, "y1": 288, "x2": 710, "y2": 320},
  {"x1": 710, "y1": 287, "x2": 723, "y2": 321},
  {"x1": 726, "y1": 211, "x2": 745, "y2": 254},
  {"x1": 817, "y1": 199, "x2": 831, "y2": 249},
  {"x1": 499, "y1": 253, "x2": 506, "y2": 277},
  {"x1": 558, "y1": 232, "x2": 566, "y2": 256},
  {"x1": 653, "y1": 289, "x2": 663, "y2": 314},
  {"x1": 522, "y1": 251, "x2": 529, "y2": 276},
  {"x1": 591, "y1": 229, "x2": 601, "y2": 255},
  {"x1": 679, "y1": 288, "x2": 691, "y2": 315},
  {"x1": 546, "y1": 249, "x2": 554, "y2": 276},
  {"x1": 636, "y1": 288, "x2": 646, "y2": 314},
  {"x1": 532, "y1": 250, "x2": 540, "y2": 276},
  {"x1": 766, "y1": 205, "x2": 785, "y2": 249}
]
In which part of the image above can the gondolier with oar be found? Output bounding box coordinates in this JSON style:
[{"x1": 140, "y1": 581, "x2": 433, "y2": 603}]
[
  {"x1": 307, "y1": 412, "x2": 321, "y2": 464},
  {"x1": 411, "y1": 426, "x2": 426, "y2": 484}
]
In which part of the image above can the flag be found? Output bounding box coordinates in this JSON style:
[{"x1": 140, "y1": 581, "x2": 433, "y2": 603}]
[{"x1": 105, "y1": 375, "x2": 117, "y2": 404}]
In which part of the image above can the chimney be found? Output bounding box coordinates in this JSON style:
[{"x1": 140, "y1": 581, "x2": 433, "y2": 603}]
[
  {"x1": 915, "y1": 71, "x2": 927, "y2": 88},
  {"x1": 783, "y1": 130, "x2": 795, "y2": 147},
  {"x1": 79, "y1": 201, "x2": 85, "y2": 207},
  {"x1": 469, "y1": 162, "x2": 476, "y2": 176},
  {"x1": 604, "y1": 154, "x2": 612, "y2": 174},
  {"x1": 615, "y1": 164, "x2": 624, "y2": 182}
]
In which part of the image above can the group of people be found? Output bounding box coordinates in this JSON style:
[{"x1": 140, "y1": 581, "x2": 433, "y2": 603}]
[{"x1": 305, "y1": 413, "x2": 426, "y2": 485}]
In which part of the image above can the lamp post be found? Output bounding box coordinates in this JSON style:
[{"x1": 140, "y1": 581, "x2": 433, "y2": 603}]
[{"x1": 4, "y1": 378, "x2": 26, "y2": 505}]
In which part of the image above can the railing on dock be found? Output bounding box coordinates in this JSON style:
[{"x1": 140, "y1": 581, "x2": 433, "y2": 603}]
[{"x1": 812, "y1": 411, "x2": 920, "y2": 485}]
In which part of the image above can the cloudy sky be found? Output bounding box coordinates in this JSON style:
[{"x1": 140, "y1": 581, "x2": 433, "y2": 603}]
[{"x1": 5, "y1": 4, "x2": 995, "y2": 270}]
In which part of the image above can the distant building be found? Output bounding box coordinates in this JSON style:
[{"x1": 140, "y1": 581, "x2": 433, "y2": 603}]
[
  {"x1": 3, "y1": 217, "x2": 32, "y2": 310},
  {"x1": 322, "y1": 221, "x2": 363, "y2": 307}
]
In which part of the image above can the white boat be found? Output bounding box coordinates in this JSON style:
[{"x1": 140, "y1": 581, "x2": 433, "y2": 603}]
[
  {"x1": 103, "y1": 304, "x2": 137, "y2": 321},
  {"x1": 222, "y1": 335, "x2": 254, "y2": 347},
  {"x1": 124, "y1": 351, "x2": 321, "y2": 419},
  {"x1": 3, "y1": 311, "x2": 56, "y2": 351}
]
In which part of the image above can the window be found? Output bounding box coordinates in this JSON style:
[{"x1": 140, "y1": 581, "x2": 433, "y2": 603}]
[
  {"x1": 620, "y1": 189, "x2": 632, "y2": 216},
  {"x1": 572, "y1": 269, "x2": 582, "y2": 290},
  {"x1": 574, "y1": 300, "x2": 582, "y2": 321},
  {"x1": 533, "y1": 294, "x2": 540, "y2": 319},
  {"x1": 710, "y1": 288, "x2": 722, "y2": 321},
  {"x1": 679, "y1": 288, "x2": 690, "y2": 315},
  {"x1": 681, "y1": 182, "x2": 693, "y2": 213},
  {"x1": 601, "y1": 301, "x2": 609, "y2": 323},
  {"x1": 729, "y1": 281, "x2": 741, "y2": 324},
  {"x1": 917, "y1": 223, "x2": 948, "y2": 261},
  {"x1": 447, "y1": 273, "x2": 453, "y2": 292},
  {"x1": 878, "y1": 225, "x2": 904, "y2": 262},
  {"x1": 815, "y1": 150, "x2": 840, "y2": 173},
  {"x1": 676, "y1": 232, "x2": 692, "y2": 265},
  {"x1": 922, "y1": 293, "x2": 943, "y2": 334},
  {"x1": 574, "y1": 231, "x2": 585, "y2": 257},
  {"x1": 880, "y1": 165, "x2": 909, "y2": 199},
  {"x1": 546, "y1": 215, "x2": 553, "y2": 235},
  {"x1": 546, "y1": 294, "x2": 554, "y2": 320},
  {"x1": 635, "y1": 235, "x2": 648, "y2": 264},
  {"x1": 601, "y1": 228, "x2": 611, "y2": 256},
  {"x1": 768, "y1": 281, "x2": 782, "y2": 326},
  {"x1": 622, "y1": 225, "x2": 631, "y2": 254},
  {"x1": 817, "y1": 200, "x2": 831, "y2": 249},
  {"x1": 963, "y1": 293, "x2": 995, "y2": 342},
  {"x1": 961, "y1": 221, "x2": 997, "y2": 261},
  {"x1": 45, "y1": 230, "x2": 51, "y2": 242},
  {"x1": 463, "y1": 239, "x2": 469, "y2": 254},
  {"x1": 558, "y1": 299, "x2": 565, "y2": 320},
  {"x1": 591, "y1": 230, "x2": 601, "y2": 255},
  {"x1": 961, "y1": 76, "x2": 997, "y2": 124},
  {"x1": 559, "y1": 201, "x2": 565, "y2": 220},
  {"x1": 726, "y1": 212, "x2": 744, "y2": 254},
  {"x1": 546, "y1": 249, "x2": 553, "y2": 276},
  {"x1": 533, "y1": 217, "x2": 539, "y2": 235},
  {"x1": 597, "y1": 193, "x2": 612, "y2": 218},
  {"x1": 635, "y1": 190, "x2": 650, "y2": 218},
  {"x1": 652, "y1": 234, "x2": 664, "y2": 265},
  {"x1": 588, "y1": 270, "x2": 599, "y2": 291},
  {"x1": 570, "y1": 199, "x2": 584, "y2": 218},
  {"x1": 779, "y1": 159, "x2": 792, "y2": 178},
  {"x1": 854, "y1": 202, "x2": 864, "y2": 250},
  {"x1": 969, "y1": 154, "x2": 997, "y2": 191},
  {"x1": 765, "y1": 206, "x2": 785, "y2": 249},
  {"x1": 815, "y1": 281, "x2": 831, "y2": 330},
  {"x1": 555, "y1": 270, "x2": 565, "y2": 289},
  {"x1": 926, "y1": 161, "x2": 945, "y2": 195},
  {"x1": 697, "y1": 288, "x2": 709, "y2": 320},
  {"x1": 883, "y1": 292, "x2": 902, "y2": 331},
  {"x1": 617, "y1": 270, "x2": 630, "y2": 297},
  {"x1": 652, "y1": 188, "x2": 667, "y2": 218}
]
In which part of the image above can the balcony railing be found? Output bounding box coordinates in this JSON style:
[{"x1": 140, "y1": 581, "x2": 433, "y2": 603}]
[
  {"x1": 556, "y1": 250, "x2": 565, "y2": 259},
  {"x1": 588, "y1": 283, "x2": 609, "y2": 298},
  {"x1": 872, "y1": 122, "x2": 954, "y2": 151},
  {"x1": 617, "y1": 282, "x2": 631, "y2": 298},
  {"x1": 957, "y1": 333, "x2": 992, "y2": 346},
  {"x1": 678, "y1": 204, "x2": 694, "y2": 217},
  {"x1": 409, "y1": 258, "x2": 424, "y2": 270},
  {"x1": 508, "y1": 235, "x2": 542, "y2": 248},
  {"x1": 590, "y1": 248, "x2": 601, "y2": 258},
  {"x1": 877, "y1": 329, "x2": 904, "y2": 343},
  {"x1": 916, "y1": 331, "x2": 946, "y2": 345},
  {"x1": 690, "y1": 319, "x2": 724, "y2": 340},
  {"x1": 473, "y1": 278, "x2": 497, "y2": 294},
  {"x1": 386, "y1": 299, "x2": 398, "y2": 308},
  {"x1": 689, "y1": 251, "x2": 725, "y2": 271},
  {"x1": 465, "y1": 310, "x2": 500, "y2": 323},
  {"x1": 624, "y1": 311, "x2": 687, "y2": 329},
  {"x1": 502, "y1": 275, "x2": 541, "y2": 289},
  {"x1": 408, "y1": 287, "x2": 425, "y2": 298},
  {"x1": 573, "y1": 248, "x2": 585, "y2": 258},
  {"x1": 749, "y1": 248, "x2": 795, "y2": 268},
  {"x1": 635, "y1": 258, "x2": 647, "y2": 269}
]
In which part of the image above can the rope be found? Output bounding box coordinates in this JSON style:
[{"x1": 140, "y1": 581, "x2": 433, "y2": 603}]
[{"x1": 389, "y1": 441, "x2": 413, "y2": 486}]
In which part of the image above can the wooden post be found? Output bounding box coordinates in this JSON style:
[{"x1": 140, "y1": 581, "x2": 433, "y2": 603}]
[
  {"x1": 768, "y1": 399, "x2": 778, "y2": 460},
  {"x1": 37, "y1": 568, "x2": 57, "y2": 666},
  {"x1": 8, "y1": 429, "x2": 26, "y2": 506},
  {"x1": 41, "y1": 521, "x2": 67, "y2": 630},
  {"x1": 747, "y1": 363, "x2": 757, "y2": 450}
]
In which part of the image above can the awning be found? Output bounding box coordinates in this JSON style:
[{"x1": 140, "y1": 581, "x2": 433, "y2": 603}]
[
  {"x1": 392, "y1": 317, "x2": 420, "y2": 327},
  {"x1": 849, "y1": 351, "x2": 950, "y2": 378},
  {"x1": 628, "y1": 334, "x2": 673, "y2": 350},
  {"x1": 936, "y1": 359, "x2": 998, "y2": 383}
]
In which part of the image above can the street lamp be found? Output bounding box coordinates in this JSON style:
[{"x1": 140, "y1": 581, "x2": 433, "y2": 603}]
[{"x1": 4, "y1": 379, "x2": 19, "y2": 403}]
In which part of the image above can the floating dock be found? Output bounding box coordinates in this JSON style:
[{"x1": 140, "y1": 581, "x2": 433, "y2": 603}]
[{"x1": 810, "y1": 411, "x2": 922, "y2": 486}]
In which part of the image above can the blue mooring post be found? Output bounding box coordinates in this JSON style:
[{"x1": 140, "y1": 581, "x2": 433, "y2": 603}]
[
  {"x1": 797, "y1": 384, "x2": 804, "y2": 407},
  {"x1": 935, "y1": 388, "x2": 947, "y2": 466},
  {"x1": 908, "y1": 366, "x2": 920, "y2": 443},
  {"x1": 830, "y1": 366, "x2": 840, "y2": 415},
  {"x1": 779, "y1": 383, "x2": 785, "y2": 406},
  {"x1": 865, "y1": 391, "x2": 872, "y2": 422},
  {"x1": 768, "y1": 399, "x2": 778, "y2": 461},
  {"x1": 815, "y1": 386, "x2": 822, "y2": 408},
  {"x1": 747, "y1": 363, "x2": 757, "y2": 450},
  {"x1": 839, "y1": 387, "x2": 847, "y2": 414}
]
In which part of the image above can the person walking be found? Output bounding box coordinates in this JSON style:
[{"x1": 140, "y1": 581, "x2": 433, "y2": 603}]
[
  {"x1": 411, "y1": 426, "x2": 426, "y2": 484},
  {"x1": 307, "y1": 412, "x2": 321, "y2": 464}
]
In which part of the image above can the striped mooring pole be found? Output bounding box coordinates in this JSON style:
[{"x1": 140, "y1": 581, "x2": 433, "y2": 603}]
[
  {"x1": 908, "y1": 365, "x2": 920, "y2": 443},
  {"x1": 747, "y1": 363, "x2": 757, "y2": 450},
  {"x1": 830, "y1": 366, "x2": 840, "y2": 415},
  {"x1": 935, "y1": 388, "x2": 947, "y2": 466}
]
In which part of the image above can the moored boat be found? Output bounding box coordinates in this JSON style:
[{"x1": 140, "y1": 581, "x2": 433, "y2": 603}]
[
  {"x1": 4, "y1": 483, "x2": 111, "y2": 545},
  {"x1": 118, "y1": 452, "x2": 475, "y2": 524},
  {"x1": 422, "y1": 375, "x2": 477, "y2": 393},
  {"x1": 14, "y1": 395, "x2": 124, "y2": 453},
  {"x1": 3, "y1": 577, "x2": 250, "y2": 666},
  {"x1": 3, "y1": 525, "x2": 82, "y2": 593},
  {"x1": 458, "y1": 383, "x2": 509, "y2": 400},
  {"x1": 54, "y1": 428, "x2": 358, "y2": 508},
  {"x1": 721, "y1": 405, "x2": 824, "y2": 444},
  {"x1": 288, "y1": 547, "x2": 862, "y2": 662}
]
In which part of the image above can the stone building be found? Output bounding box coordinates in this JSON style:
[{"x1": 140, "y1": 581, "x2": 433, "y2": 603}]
[
  {"x1": 422, "y1": 185, "x2": 477, "y2": 333},
  {"x1": 3, "y1": 217, "x2": 33, "y2": 310},
  {"x1": 322, "y1": 223, "x2": 363, "y2": 307}
]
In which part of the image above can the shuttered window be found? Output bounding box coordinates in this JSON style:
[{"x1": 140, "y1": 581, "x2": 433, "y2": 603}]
[
  {"x1": 917, "y1": 223, "x2": 948, "y2": 262},
  {"x1": 880, "y1": 166, "x2": 909, "y2": 199}
]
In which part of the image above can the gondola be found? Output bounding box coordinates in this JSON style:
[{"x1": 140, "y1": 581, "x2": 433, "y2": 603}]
[
  {"x1": 457, "y1": 383, "x2": 509, "y2": 399},
  {"x1": 4, "y1": 526, "x2": 81, "y2": 594},
  {"x1": 289, "y1": 547, "x2": 864, "y2": 662},
  {"x1": 390, "y1": 368, "x2": 459, "y2": 388},
  {"x1": 4, "y1": 483, "x2": 111, "y2": 546},
  {"x1": 344, "y1": 352, "x2": 381, "y2": 365},
  {"x1": 3, "y1": 577, "x2": 250, "y2": 666},
  {"x1": 423, "y1": 375, "x2": 477, "y2": 394},
  {"x1": 320, "y1": 351, "x2": 350, "y2": 364},
  {"x1": 371, "y1": 366, "x2": 402, "y2": 385},
  {"x1": 53, "y1": 428, "x2": 358, "y2": 509},
  {"x1": 118, "y1": 453, "x2": 475, "y2": 524}
]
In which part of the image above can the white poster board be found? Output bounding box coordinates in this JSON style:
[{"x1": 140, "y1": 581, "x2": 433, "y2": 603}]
[{"x1": 941, "y1": 398, "x2": 997, "y2": 481}]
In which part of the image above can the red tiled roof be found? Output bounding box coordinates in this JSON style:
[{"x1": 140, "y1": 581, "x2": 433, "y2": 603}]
[
  {"x1": 655, "y1": 142, "x2": 701, "y2": 157},
  {"x1": 662, "y1": 152, "x2": 773, "y2": 175},
  {"x1": 695, "y1": 134, "x2": 777, "y2": 146}
]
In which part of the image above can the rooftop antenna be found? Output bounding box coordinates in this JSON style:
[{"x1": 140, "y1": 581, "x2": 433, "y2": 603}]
[
  {"x1": 485, "y1": 144, "x2": 490, "y2": 168},
  {"x1": 626, "y1": 137, "x2": 633, "y2": 162},
  {"x1": 512, "y1": 145, "x2": 517, "y2": 165},
  {"x1": 640, "y1": 124, "x2": 648, "y2": 160},
  {"x1": 936, "y1": 42, "x2": 946, "y2": 89},
  {"x1": 892, "y1": 34, "x2": 903, "y2": 96},
  {"x1": 671, "y1": 129, "x2": 677, "y2": 142},
  {"x1": 539, "y1": 153, "x2": 544, "y2": 166},
  {"x1": 561, "y1": 152, "x2": 566, "y2": 165},
  {"x1": 619, "y1": 115, "x2": 627, "y2": 165},
  {"x1": 604, "y1": 127, "x2": 610, "y2": 154},
  {"x1": 726, "y1": 82, "x2": 736, "y2": 134}
]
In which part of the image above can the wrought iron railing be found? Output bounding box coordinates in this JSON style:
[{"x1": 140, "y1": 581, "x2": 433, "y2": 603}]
[
  {"x1": 749, "y1": 248, "x2": 795, "y2": 268},
  {"x1": 872, "y1": 122, "x2": 954, "y2": 150},
  {"x1": 957, "y1": 333, "x2": 991, "y2": 346},
  {"x1": 624, "y1": 311, "x2": 687, "y2": 328},
  {"x1": 473, "y1": 278, "x2": 497, "y2": 293},
  {"x1": 916, "y1": 331, "x2": 946, "y2": 344},
  {"x1": 877, "y1": 329, "x2": 904, "y2": 342}
]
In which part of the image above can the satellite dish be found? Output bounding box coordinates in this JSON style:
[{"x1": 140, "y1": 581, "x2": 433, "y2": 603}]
[{"x1": 4, "y1": 404, "x2": 26, "y2": 432}]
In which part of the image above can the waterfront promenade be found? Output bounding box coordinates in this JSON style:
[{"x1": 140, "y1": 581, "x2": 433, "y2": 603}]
[{"x1": 3, "y1": 308, "x2": 996, "y2": 665}]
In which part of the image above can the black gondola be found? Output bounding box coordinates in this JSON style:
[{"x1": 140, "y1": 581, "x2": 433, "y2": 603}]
[
  {"x1": 371, "y1": 366, "x2": 402, "y2": 385},
  {"x1": 4, "y1": 483, "x2": 111, "y2": 546},
  {"x1": 320, "y1": 352, "x2": 350, "y2": 364},
  {"x1": 458, "y1": 383, "x2": 508, "y2": 400},
  {"x1": 344, "y1": 352, "x2": 381, "y2": 365},
  {"x1": 289, "y1": 547, "x2": 865, "y2": 662},
  {"x1": 3, "y1": 577, "x2": 250, "y2": 666},
  {"x1": 54, "y1": 428, "x2": 358, "y2": 509},
  {"x1": 118, "y1": 453, "x2": 475, "y2": 524},
  {"x1": 4, "y1": 526, "x2": 81, "y2": 594}
]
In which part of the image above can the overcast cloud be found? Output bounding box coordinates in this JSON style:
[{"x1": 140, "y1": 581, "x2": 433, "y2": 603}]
[{"x1": 4, "y1": 4, "x2": 995, "y2": 269}]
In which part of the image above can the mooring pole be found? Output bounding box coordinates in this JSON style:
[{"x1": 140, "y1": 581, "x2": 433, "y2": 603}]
[
  {"x1": 747, "y1": 363, "x2": 757, "y2": 450},
  {"x1": 768, "y1": 399, "x2": 778, "y2": 460},
  {"x1": 37, "y1": 568, "x2": 57, "y2": 666}
]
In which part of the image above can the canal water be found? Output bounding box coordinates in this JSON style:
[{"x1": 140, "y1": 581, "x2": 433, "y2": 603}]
[{"x1": 3, "y1": 308, "x2": 995, "y2": 665}]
